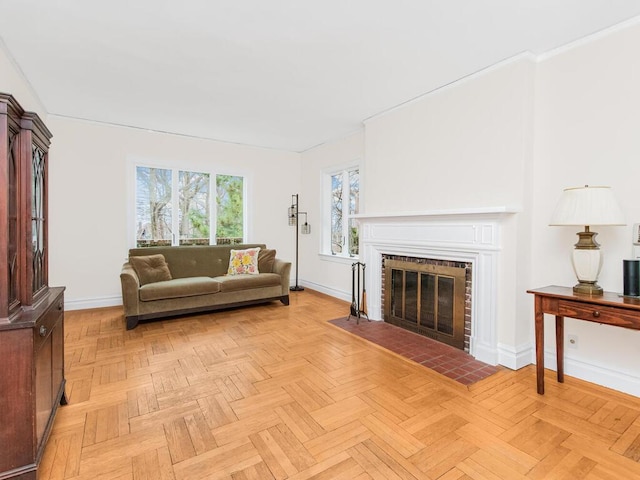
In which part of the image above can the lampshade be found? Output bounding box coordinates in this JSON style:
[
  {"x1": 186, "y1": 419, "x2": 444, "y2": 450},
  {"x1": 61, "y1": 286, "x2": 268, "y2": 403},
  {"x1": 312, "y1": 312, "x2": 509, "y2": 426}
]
[{"x1": 549, "y1": 185, "x2": 625, "y2": 227}]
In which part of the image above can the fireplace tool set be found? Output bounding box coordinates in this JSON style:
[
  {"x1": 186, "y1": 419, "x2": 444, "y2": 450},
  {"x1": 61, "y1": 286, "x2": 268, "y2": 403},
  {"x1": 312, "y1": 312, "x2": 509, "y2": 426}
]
[{"x1": 348, "y1": 261, "x2": 369, "y2": 324}]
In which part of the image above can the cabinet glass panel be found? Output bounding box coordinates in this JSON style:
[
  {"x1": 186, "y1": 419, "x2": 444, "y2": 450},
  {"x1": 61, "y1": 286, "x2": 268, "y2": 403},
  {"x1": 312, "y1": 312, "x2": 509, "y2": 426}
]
[
  {"x1": 8, "y1": 132, "x2": 19, "y2": 310},
  {"x1": 32, "y1": 145, "x2": 46, "y2": 295}
]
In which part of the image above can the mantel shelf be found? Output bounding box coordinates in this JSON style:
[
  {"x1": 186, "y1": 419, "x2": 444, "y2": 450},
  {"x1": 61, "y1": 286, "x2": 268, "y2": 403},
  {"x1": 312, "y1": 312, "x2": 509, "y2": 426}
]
[{"x1": 352, "y1": 206, "x2": 520, "y2": 221}]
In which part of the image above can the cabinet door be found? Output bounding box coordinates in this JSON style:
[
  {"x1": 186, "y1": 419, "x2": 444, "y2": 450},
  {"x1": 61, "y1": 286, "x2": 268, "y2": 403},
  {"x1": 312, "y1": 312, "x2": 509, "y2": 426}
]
[
  {"x1": 51, "y1": 312, "x2": 64, "y2": 403},
  {"x1": 35, "y1": 334, "x2": 53, "y2": 445},
  {"x1": 0, "y1": 94, "x2": 24, "y2": 318},
  {"x1": 33, "y1": 295, "x2": 63, "y2": 448}
]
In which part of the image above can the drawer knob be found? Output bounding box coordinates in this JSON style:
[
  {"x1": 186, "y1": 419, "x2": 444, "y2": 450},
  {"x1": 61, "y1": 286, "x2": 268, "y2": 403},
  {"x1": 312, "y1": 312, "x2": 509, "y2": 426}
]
[
  {"x1": 593, "y1": 311, "x2": 601, "y2": 318},
  {"x1": 39, "y1": 325, "x2": 47, "y2": 337}
]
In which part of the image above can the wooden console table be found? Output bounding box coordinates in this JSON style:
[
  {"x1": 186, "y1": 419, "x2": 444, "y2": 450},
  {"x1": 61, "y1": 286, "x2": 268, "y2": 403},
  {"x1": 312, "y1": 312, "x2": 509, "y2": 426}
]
[{"x1": 527, "y1": 285, "x2": 640, "y2": 394}]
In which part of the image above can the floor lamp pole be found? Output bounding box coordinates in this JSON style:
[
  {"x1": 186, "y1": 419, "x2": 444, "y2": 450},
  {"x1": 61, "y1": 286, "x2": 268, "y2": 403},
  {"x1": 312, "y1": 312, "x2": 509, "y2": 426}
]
[{"x1": 291, "y1": 194, "x2": 304, "y2": 291}]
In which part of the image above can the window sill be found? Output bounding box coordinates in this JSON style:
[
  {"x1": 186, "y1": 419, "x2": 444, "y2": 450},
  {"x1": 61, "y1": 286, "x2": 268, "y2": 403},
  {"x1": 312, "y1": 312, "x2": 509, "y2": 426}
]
[{"x1": 318, "y1": 252, "x2": 360, "y2": 265}]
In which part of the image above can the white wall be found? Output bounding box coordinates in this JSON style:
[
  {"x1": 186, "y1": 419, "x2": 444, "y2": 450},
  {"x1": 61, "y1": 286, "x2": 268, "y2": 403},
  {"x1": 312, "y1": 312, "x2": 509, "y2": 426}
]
[
  {"x1": 364, "y1": 56, "x2": 534, "y2": 214},
  {"x1": 47, "y1": 117, "x2": 300, "y2": 309},
  {"x1": 299, "y1": 131, "x2": 364, "y2": 301},
  {"x1": 533, "y1": 20, "x2": 640, "y2": 395}
]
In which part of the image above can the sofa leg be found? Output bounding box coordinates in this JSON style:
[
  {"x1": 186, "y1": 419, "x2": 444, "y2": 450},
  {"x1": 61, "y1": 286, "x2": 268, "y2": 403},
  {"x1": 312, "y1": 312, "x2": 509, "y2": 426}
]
[
  {"x1": 280, "y1": 295, "x2": 290, "y2": 306},
  {"x1": 126, "y1": 316, "x2": 139, "y2": 330}
]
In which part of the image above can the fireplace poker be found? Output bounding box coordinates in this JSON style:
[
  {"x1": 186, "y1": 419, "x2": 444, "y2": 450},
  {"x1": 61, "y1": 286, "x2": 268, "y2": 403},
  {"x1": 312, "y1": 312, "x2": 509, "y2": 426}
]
[
  {"x1": 360, "y1": 263, "x2": 368, "y2": 318},
  {"x1": 350, "y1": 263, "x2": 358, "y2": 318}
]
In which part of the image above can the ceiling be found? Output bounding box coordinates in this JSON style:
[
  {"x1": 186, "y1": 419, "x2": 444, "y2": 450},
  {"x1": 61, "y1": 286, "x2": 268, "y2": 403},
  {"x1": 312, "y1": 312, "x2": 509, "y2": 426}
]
[{"x1": 2, "y1": 1, "x2": 640, "y2": 152}]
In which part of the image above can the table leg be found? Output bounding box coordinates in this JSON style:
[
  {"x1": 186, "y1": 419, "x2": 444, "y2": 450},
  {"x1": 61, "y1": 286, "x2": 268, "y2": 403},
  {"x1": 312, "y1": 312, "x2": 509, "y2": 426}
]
[
  {"x1": 534, "y1": 295, "x2": 545, "y2": 394},
  {"x1": 556, "y1": 315, "x2": 564, "y2": 383}
]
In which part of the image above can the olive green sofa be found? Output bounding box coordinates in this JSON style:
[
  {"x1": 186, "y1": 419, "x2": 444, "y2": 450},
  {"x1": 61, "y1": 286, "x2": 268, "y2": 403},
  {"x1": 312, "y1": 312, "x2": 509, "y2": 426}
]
[{"x1": 120, "y1": 244, "x2": 291, "y2": 329}]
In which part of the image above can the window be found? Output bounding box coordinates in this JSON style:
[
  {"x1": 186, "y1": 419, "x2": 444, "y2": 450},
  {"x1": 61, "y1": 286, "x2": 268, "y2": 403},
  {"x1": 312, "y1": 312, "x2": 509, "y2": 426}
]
[
  {"x1": 135, "y1": 166, "x2": 244, "y2": 247},
  {"x1": 215, "y1": 175, "x2": 244, "y2": 245},
  {"x1": 327, "y1": 166, "x2": 359, "y2": 257}
]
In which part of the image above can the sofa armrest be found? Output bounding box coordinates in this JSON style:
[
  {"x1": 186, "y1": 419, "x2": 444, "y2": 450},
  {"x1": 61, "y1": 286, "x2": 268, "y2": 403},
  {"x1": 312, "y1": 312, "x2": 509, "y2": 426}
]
[
  {"x1": 272, "y1": 258, "x2": 292, "y2": 296},
  {"x1": 120, "y1": 262, "x2": 140, "y2": 318}
]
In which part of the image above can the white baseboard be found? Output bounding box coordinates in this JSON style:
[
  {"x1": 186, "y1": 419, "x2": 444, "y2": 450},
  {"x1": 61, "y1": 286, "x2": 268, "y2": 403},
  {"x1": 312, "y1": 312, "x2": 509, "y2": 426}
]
[
  {"x1": 65, "y1": 295, "x2": 122, "y2": 311},
  {"x1": 497, "y1": 341, "x2": 535, "y2": 370},
  {"x1": 544, "y1": 350, "x2": 640, "y2": 397},
  {"x1": 294, "y1": 280, "x2": 352, "y2": 304}
]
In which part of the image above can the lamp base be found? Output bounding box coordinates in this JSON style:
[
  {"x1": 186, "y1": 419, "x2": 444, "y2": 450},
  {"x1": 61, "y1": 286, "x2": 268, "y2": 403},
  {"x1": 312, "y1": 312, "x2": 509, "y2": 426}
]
[
  {"x1": 573, "y1": 281, "x2": 603, "y2": 295},
  {"x1": 571, "y1": 228, "x2": 604, "y2": 296},
  {"x1": 290, "y1": 285, "x2": 305, "y2": 292}
]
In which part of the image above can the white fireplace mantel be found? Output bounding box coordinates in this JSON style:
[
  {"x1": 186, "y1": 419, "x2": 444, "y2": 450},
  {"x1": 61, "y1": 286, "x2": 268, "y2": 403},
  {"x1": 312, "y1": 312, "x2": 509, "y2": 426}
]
[
  {"x1": 353, "y1": 205, "x2": 519, "y2": 221},
  {"x1": 356, "y1": 207, "x2": 518, "y2": 366}
]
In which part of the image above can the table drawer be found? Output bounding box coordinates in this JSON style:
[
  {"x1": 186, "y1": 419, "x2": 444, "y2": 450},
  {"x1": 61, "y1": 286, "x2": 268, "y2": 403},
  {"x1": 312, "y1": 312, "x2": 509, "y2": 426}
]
[
  {"x1": 34, "y1": 296, "x2": 64, "y2": 351},
  {"x1": 558, "y1": 300, "x2": 640, "y2": 329}
]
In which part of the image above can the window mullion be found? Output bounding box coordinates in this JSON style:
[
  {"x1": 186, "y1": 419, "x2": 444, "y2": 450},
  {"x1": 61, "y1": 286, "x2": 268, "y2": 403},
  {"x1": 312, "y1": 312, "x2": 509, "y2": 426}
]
[
  {"x1": 171, "y1": 169, "x2": 180, "y2": 246},
  {"x1": 342, "y1": 170, "x2": 350, "y2": 257},
  {"x1": 210, "y1": 174, "x2": 217, "y2": 245}
]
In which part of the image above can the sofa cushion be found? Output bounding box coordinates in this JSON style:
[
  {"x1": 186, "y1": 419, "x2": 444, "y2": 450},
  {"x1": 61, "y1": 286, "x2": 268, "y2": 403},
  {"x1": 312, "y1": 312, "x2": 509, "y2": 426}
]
[
  {"x1": 130, "y1": 254, "x2": 172, "y2": 286},
  {"x1": 214, "y1": 273, "x2": 281, "y2": 293},
  {"x1": 258, "y1": 249, "x2": 276, "y2": 273},
  {"x1": 227, "y1": 247, "x2": 261, "y2": 275},
  {"x1": 139, "y1": 277, "x2": 221, "y2": 301}
]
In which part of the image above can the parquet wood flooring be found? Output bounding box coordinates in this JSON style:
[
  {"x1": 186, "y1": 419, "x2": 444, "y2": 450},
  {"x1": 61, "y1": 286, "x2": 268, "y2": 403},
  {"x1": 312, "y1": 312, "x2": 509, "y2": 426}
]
[{"x1": 39, "y1": 289, "x2": 640, "y2": 479}]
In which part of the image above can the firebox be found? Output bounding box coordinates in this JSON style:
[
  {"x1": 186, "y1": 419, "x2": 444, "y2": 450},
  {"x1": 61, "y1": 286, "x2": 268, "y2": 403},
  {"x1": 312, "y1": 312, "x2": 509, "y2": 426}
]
[{"x1": 383, "y1": 256, "x2": 470, "y2": 350}]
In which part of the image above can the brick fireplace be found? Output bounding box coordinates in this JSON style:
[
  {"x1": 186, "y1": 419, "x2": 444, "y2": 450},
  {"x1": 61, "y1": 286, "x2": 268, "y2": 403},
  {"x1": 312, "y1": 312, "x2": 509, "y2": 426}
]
[{"x1": 356, "y1": 209, "x2": 512, "y2": 366}]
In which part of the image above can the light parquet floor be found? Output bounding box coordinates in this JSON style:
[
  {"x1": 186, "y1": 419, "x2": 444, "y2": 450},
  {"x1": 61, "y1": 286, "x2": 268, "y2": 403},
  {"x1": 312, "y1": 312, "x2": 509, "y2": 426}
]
[{"x1": 40, "y1": 289, "x2": 640, "y2": 479}]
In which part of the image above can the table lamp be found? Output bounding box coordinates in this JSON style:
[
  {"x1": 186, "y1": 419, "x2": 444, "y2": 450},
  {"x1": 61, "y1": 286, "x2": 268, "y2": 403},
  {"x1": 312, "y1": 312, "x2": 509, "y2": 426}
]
[{"x1": 549, "y1": 185, "x2": 625, "y2": 295}]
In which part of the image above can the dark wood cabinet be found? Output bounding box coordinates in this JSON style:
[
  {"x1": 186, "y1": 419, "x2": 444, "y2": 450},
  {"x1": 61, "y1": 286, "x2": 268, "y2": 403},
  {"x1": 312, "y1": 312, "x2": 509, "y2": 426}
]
[{"x1": 0, "y1": 93, "x2": 66, "y2": 479}]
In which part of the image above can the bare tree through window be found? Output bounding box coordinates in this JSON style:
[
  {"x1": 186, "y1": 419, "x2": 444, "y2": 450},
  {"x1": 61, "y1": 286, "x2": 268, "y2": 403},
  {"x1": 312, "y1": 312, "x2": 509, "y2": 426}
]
[
  {"x1": 136, "y1": 167, "x2": 172, "y2": 246},
  {"x1": 135, "y1": 167, "x2": 244, "y2": 247},
  {"x1": 330, "y1": 168, "x2": 359, "y2": 256}
]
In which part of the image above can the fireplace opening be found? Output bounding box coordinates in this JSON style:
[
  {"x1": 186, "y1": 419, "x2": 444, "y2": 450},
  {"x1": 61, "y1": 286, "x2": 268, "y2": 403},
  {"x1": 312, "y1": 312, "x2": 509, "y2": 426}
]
[{"x1": 382, "y1": 255, "x2": 471, "y2": 351}]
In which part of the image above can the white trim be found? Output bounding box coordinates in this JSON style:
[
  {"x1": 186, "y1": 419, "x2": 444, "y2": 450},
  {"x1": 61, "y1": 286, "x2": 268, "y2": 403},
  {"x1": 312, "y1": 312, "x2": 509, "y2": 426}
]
[
  {"x1": 354, "y1": 205, "x2": 520, "y2": 220},
  {"x1": 363, "y1": 52, "x2": 537, "y2": 125},
  {"x1": 318, "y1": 252, "x2": 358, "y2": 265},
  {"x1": 299, "y1": 280, "x2": 351, "y2": 304},
  {"x1": 321, "y1": 162, "x2": 361, "y2": 258},
  {"x1": 65, "y1": 295, "x2": 122, "y2": 311},
  {"x1": 48, "y1": 113, "x2": 296, "y2": 152},
  {"x1": 498, "y1": 342, "x2": 534, "y2": 370},
  {"x1": 543, "y1": 350, "x2": 640, "y2": 398},
  {"x1": 537, "y1": 15, "x2": 640, "y2": 62}
]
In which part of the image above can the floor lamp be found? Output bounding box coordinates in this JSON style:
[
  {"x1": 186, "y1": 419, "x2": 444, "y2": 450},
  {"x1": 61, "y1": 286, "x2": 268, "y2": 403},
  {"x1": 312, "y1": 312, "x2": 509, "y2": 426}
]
[{"x1": 288, "y1": 194, "x2": 310, "y2": 291}]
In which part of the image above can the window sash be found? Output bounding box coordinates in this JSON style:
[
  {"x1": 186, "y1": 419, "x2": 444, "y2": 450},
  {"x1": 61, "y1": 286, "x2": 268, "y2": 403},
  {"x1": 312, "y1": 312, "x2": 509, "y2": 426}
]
[
  {"x1": 135, "y1": 166, "x2": 245, "y2": 247},
  {"x1": 327, "y1": 166, "x2": 359, "y2": 258}
]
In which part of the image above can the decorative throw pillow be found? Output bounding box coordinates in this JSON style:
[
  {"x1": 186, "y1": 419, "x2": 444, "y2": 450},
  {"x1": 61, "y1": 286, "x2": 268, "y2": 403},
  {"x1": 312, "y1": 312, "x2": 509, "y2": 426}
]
[
  {"x1": 258, "y1": 249, "x2": 276, "y2": 273},
  {"x1": 227, "y1": 247, "x2": 261, "y2": 275},
  {"x1": 129, "y1": 254, "x2": 172, "y2": 286}
]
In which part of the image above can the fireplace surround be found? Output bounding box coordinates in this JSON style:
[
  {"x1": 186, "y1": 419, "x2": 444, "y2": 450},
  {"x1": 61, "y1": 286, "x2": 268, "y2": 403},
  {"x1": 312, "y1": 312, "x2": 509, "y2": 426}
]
[{"x1": 356, "y1": 208, "x2": 515, "y2": 366}]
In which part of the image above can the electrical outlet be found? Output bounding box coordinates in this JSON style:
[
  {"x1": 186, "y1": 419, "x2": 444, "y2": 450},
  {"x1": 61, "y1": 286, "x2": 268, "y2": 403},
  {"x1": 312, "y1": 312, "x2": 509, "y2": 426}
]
[
  {"x1": 634, "y1": 224, "x2": 640, "y2": 245},
  {"x1": 568, "y1": 334, "x2": 578, "y2": 349}
]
